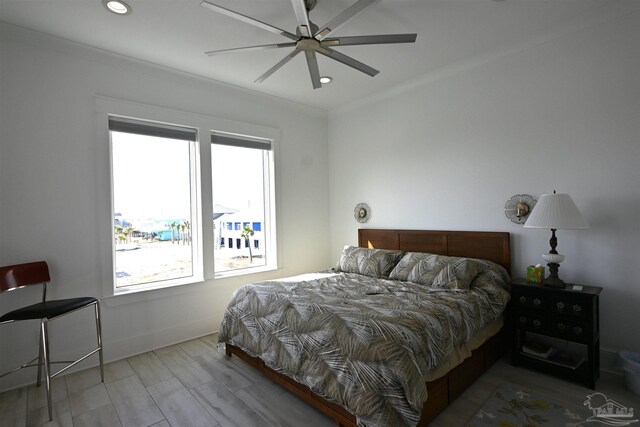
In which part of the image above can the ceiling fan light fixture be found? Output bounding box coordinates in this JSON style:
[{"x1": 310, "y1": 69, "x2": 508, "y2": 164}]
[
  {"x1": 102, "y1": 0, "x2": 132, "y2": 15},
  {"x1": 319, "y1": 76, "x2": 333, "y2": 84}
]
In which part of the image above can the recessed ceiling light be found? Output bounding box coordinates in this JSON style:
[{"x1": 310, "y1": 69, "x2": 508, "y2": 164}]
[
  {"x1": 320, "y1": 76, "x2": 333, "y2": 85},
  {"x1": 102, "y1": 0, "x2": 132, "y2": 15}
]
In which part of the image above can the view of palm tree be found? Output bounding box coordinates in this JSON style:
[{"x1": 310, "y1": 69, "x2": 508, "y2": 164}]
[{"x1": 241, "y1": 225, "x2": 254, "y2": 262}]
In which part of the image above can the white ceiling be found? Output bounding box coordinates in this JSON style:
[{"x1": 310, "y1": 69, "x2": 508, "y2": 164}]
[{"x1": 0, "y1": 0, "x2": 612, "y2": 110}]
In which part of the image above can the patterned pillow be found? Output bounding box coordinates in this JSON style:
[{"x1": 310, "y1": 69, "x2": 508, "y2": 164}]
[
  {"x1": 431, "y1": 257, "x2": 482, "y2": 290},
  {"x1": 388, "y1": 252, "x2": 435, "y2": 281},
  {"x1": 473, "y1": 259, "x2": 511, "y2": 288},
  {"x1": 469, "y1": 259, "x2": 511, "y2": 291},
  {"x1": 336, "y1": 246, "x2": 404, "y2": 278},
  {"x1": 391, "y1": 253, "x2": 482, "y2": 289},
  {"x1": 406, "y1": 254, "x2": 448, "y2": 285}
]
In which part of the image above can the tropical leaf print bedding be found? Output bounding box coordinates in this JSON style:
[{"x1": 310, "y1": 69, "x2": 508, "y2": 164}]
[{"x1": 219, "y1": 263, "x2": 510, "y2": 427}]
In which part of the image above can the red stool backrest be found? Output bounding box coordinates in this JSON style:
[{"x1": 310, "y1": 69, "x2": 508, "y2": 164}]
[{"x1": 0, "y1": 261, "x2": 50, "y2": 293}]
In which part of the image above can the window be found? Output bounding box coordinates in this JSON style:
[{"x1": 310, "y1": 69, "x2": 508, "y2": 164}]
[
  {"x1": 212, "y1": 132, "x2": 275, "y2": 274},
  {"x1": 109, "y1": 117, "x2": 198, "y2": 289},
  {"x1": 100, "y1": 96, "x2": 279, "y2": 295}
]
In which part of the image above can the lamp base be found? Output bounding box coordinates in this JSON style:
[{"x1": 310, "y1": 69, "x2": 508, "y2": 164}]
[
  {"x1": 543, "y1": 261, "x2": 566, "y2": 288},
  {"x1": 543, "y1": 275, "x2": 566, "y2": 288}
]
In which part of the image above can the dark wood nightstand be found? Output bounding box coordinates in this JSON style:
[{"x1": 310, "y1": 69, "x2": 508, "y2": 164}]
[{"x1": 510, "y1": 278, "x2": 602, "y2": 389}]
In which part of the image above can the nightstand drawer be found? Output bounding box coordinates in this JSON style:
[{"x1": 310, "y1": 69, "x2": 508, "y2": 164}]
[
  {"x1": 517, "y1": 313, "x2": 546, "y2": 333},
  {"x1": 550, "y1": 295, "x2": 588, "y2": 318},
  {"x1": 516, "y1": 293, "x2": 546, "y2": 311},
  {"x1": 551, "y1": 318, "x2": 589, "y2": 341}
]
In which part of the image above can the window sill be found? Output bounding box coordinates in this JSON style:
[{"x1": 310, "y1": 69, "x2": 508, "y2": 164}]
[
  {"x1": 101, "y1": 265, "x2": 279, "y2": 307},
  {"x1": 213, "y1": 264, "x2": 278, "y2": 280}
]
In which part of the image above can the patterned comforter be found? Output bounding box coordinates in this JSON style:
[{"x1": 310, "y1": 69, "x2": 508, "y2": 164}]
[{"x1": 218, "y1": 264, "x2": 510, "y2": 427}]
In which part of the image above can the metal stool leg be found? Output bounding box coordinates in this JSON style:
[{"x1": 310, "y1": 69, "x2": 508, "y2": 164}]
[
  {"x1": 95, "y1": 301, "x2": 104, "y2": 382},
  {"x1": 41, "y1": 320, "x2": 53, "y2": 421},
  {"x1": 36, "y1": 331, "x2": 44, "y2": 386}
]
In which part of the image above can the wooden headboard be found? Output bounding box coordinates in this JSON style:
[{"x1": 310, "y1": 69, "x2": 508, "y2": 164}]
[{"x1": 358, "y1": 229, "x2": 511, "y2": 274}]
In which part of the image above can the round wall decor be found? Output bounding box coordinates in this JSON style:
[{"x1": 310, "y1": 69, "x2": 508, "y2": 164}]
[
  {"x1": 354, "y1": 203, "x2": 371, "y2": 223},
  {"x1": 505, "y1": 194, "x2": 536, "y2": 224}
]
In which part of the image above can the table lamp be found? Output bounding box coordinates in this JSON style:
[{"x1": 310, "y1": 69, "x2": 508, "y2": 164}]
[{"x1": 523, "y1": 191, "x2": 589, "y2": 288}]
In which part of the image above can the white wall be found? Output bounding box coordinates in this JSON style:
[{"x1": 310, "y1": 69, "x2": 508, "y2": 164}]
[
  {"x1": 328, "y1": 2, "x2": 639, "y2": 368},
  {"x1": 0, "y1": 24, "x2": 329, "y2": 391}
]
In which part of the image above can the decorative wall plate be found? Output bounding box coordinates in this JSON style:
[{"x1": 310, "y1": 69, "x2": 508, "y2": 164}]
[
  {"x1": 505, "y1": 194, "x2": 536, "y2": 224},
  {"x1": 354, "y1": 203, "x2": 371, "y2": 223}
]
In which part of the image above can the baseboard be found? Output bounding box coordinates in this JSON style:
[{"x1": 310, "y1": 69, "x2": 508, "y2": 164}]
[{"x1": 600, "y1": 347, "x2": 624, "y2": 377}]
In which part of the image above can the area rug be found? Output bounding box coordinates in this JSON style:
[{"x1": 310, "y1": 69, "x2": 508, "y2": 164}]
[{"x1": 466, "y1": 382, "x2": 588, "y2": 427}]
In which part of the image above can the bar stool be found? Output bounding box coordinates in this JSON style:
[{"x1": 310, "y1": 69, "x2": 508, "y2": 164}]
[{"x1": 0, "y1": 261, "x2": 104, "y2": 421}]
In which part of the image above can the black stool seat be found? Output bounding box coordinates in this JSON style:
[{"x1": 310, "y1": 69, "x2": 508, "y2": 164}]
[{"x1": 0, "y1": 297, "x2": 98, "y2": 322}]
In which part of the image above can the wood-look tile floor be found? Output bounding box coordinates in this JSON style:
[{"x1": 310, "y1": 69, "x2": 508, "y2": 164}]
[{"x1": 1, "y1": 334, "x2": 637, "y2": 427}]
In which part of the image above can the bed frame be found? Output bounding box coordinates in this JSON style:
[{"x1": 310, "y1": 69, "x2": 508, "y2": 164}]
[{"x1": 225, "y1": 229, "x2": 511, "y2": 426}]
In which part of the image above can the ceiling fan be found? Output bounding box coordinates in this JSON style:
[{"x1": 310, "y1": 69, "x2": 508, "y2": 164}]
[{"x1": 200, "y1": 0, "x2": 417, "y2": 89}]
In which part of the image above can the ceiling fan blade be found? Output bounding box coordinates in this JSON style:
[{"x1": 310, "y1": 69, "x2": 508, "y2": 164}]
[
  {"x1": 290, "y1": 0, "x2": 312, "y2": 37},
  {"x1": 205, "y1": 42, "x2": 296, "y2": 56},
  {"x1": 314, "y1": 0, "x2": 381, "y2": 40},
  {"x1": 321, "y1": 33, "x2": 417, "y2": 47},
  {"x1": 200, "y1": 1, "x2": 299, "y2": 41},
  {"x1": 254, "y1": 49, "x2": 301, "y2": 83},
  {"x1": 304, "y1": 50, "x2": 322, "y2": 89},
  {"x1": 315, "y1": 47, "x2": 378, "y2": 77}
]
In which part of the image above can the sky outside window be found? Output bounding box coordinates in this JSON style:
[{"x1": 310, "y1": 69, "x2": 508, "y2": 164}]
[{"x1": 112, "y1": 132, "x2": 191, "y2": 221}]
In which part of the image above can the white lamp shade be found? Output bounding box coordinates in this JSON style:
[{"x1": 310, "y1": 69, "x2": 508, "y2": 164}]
[{"x1": 523, "y1": 193, "x2": 590, "y2": 229}]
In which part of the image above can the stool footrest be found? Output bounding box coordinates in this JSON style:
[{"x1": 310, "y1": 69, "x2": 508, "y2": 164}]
[
  {"x1": 51, "y1": 347, "x2": 102, "y2": 378},
  {"x1": 0, "y1": 356, "x2": 39, "y2": 378}
]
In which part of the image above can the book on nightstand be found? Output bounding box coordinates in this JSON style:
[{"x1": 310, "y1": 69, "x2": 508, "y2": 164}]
[{"x1": 522, "y1": 341, "x2": 553, "y2": 359}]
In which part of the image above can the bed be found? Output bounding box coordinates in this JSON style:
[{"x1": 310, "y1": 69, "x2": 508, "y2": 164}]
[{"x1": 219, "y1": 229, "x2": 511, "y2": 426}]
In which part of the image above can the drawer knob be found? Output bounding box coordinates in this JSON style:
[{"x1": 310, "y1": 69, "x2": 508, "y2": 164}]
[
  {"x1": 556, "y1": 302, "x2": 565, "y2": 311},
  {"x1": 533, "y1": 298, "x2": 541, "y2": 306},
  {"x1": 519, "y1": 316, "x2": 527, "y2": 324},
  {"x1": 557, "y1": 322, "x2": 566, "y2": 330},
  {"x1": 573, "y1": 304, "x2": 582, "y2": 313},
  {"x1": 533, "y1": 320, "x2": 541, "y2": 328},
  {"x1": 573, "y1": 326, "x2": 583, "y2": 335},
  {"x1": 520, "y1": 296, "x2": 527, "y2": 303}
]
